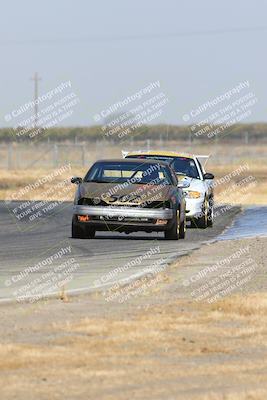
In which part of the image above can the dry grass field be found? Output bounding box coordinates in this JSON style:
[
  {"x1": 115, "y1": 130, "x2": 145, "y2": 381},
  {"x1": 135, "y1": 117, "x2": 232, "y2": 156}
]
[{"x1": 1, "y1": 290, "x2": 267, "y2": 399}]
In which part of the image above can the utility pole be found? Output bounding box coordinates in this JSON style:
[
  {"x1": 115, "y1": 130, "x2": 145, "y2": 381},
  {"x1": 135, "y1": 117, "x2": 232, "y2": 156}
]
[
  {"x1": 30, "y1": 72, "x2": 41, "y2": 128},
  {"x1": 244, "y1": 131, "x2": 248, "y2": 145}
]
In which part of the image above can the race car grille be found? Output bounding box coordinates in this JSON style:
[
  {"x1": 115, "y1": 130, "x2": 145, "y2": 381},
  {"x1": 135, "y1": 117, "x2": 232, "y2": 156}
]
[
  {"x1": 92, "y1": 216, "x2": 155, "y2": 223},
  {"x1": 78, "y1": 198, "x2": 170, "y2": 209},
  {"x1": 144, "y1": 201, "x2": 170, "y2": 209}
]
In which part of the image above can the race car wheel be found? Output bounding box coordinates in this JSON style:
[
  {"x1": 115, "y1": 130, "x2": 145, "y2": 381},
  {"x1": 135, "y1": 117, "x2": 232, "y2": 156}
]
[
  {"x1": 193, "y1": 198, "x2": 208, "y2": 229},
  {"x1": 179, "y1": 211, "x2": 186, "y2": 239},
  {"x1": 207, "y1": 198, "x2": 214, "y2": 227},
  {"x1": 72, "y1": 216, "x2": 95, "y2": 239},
  {"x1": 164, "y1": 210, "x2": 179, "y2": 240}
]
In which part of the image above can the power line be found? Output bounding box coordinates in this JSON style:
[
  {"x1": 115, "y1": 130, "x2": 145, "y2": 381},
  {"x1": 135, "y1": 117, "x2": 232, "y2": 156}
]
[{"x1": 1, "y1": 26, "x2": 267, "y2": 46}]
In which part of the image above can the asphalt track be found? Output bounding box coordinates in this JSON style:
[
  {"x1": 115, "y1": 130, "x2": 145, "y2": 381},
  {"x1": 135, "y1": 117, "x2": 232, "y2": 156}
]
[
  {"x1": 0, "y1": 201, "x2": 240, "y2": 302},
  {"x1": 219, "y1": 206, "x2": 267, "y2": 240}
]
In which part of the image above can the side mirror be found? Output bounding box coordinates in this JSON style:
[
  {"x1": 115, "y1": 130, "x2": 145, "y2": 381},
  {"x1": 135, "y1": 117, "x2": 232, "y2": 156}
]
[
  {"x1": 177, "y1": 181, "x2": 190, "y2": 189},
  {"x1": 71, "y1": 176, "x2": 82, "y2": 185},
  {"x1": 203, "y1": 172, "x2": 214, "y2": 180}
]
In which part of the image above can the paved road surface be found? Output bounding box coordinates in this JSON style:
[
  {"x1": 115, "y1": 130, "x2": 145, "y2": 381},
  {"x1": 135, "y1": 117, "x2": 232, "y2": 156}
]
[
  {"x1": 0, "y1": 201, "x2": 240, "y2": 301},
  {"x1": 219, "y1": 206, "x2": 267, "y2": 240}
]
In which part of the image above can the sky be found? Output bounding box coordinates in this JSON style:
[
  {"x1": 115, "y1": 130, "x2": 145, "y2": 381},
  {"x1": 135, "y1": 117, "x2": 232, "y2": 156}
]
[{"x1": 0, "y1": 0, "x2": 266, "y2": 127}]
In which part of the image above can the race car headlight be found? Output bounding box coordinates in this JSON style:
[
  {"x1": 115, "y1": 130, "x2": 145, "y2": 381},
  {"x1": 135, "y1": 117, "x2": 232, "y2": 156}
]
[{"x1": 184, "y1": 191, "x2": 201, "y2": 199}]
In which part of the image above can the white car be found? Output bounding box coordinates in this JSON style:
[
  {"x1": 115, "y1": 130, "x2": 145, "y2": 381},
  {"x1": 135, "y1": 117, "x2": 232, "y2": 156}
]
[{"x1": 123, "y1": 150, "x2": 214, "y2": 228}]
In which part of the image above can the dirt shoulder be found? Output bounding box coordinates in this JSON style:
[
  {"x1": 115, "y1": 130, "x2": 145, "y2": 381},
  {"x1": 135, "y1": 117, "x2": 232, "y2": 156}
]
[{"x1": 0, "y1": 235, "x2": 267, "y2": 400}]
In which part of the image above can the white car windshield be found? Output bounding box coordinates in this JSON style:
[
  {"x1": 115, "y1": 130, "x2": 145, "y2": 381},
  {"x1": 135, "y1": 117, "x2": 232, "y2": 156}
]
[{"x1": 126, "y1": 155, "x2": 200, "y2": 179}]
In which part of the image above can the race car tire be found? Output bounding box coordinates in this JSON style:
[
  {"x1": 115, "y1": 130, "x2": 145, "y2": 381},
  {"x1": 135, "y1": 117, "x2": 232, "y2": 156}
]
[
  {"x1": 72, "y1": 216, "x2": 95, "y2": 239},
  {"x1": 164, "y1": 210, "x2": 179, "y2": 240},
  {"x1": 193, "y1": 198, "x2": 208, "y2": 229},
  {"x1": 179, "y1": 211, "x2": 186, "y2": 239},
  {"x1": 207, "y1": 198, "x2": 214, "y2": 227}
]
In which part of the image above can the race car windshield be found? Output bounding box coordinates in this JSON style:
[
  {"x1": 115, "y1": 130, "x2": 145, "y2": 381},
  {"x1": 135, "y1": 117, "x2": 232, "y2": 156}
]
[
  {"x1": 84, "y1": 161, "x2": 173, "y2": 185},
  {"x1": 127, "y1": 155, "x2": 200, "y2": 179}
]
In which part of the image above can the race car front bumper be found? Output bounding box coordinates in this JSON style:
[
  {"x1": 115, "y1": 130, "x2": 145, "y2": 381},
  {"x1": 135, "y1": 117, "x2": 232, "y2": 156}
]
[
  {"x1": 73, "y1": 205, "x2": 174, "y2": 232},
  {"x1": 185, "y1": 198, "x2": 204, "y2": 219},
  {"x1": 73, "y1": 205, "x2": 173, "y2": 219}
]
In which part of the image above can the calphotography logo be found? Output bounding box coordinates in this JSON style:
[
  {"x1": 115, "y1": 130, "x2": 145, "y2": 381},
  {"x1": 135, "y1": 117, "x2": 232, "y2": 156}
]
[
  {"x1": 4, "y1": 240, "x2": 80, "y2": 303},
  {"x1": 94, "y1": 81, "x2": 169, "y2": 142},
  {"x1": 5, "y1": 80, "x2": 80, "y2": 141},
  {"x1": 182, "y1": 246, "x2": 262, "y2": 303},
  {"x1": 93, "y1": 245, "x2": 161, "y2": 289},
  {"x1": 183, "y1": 80, "x2": 258, "y2": 140},
  {"x1": 4, "y1": 163, "x2": 74, "y2": 231}
]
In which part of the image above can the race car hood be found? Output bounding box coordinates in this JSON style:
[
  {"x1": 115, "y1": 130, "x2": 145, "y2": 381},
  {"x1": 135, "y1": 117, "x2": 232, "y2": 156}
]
[{"x1": 76, "y1": 182, "x2": 174, "y2": 205}]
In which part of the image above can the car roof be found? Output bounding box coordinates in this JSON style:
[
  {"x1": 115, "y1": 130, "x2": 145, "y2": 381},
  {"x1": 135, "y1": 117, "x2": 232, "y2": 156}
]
[
  {"x1": 94, "y1": 158, "x2": 170, "y2": 166},
  {"x1": 125, "y1": 150, "x2": 195, "y2": 158}
]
